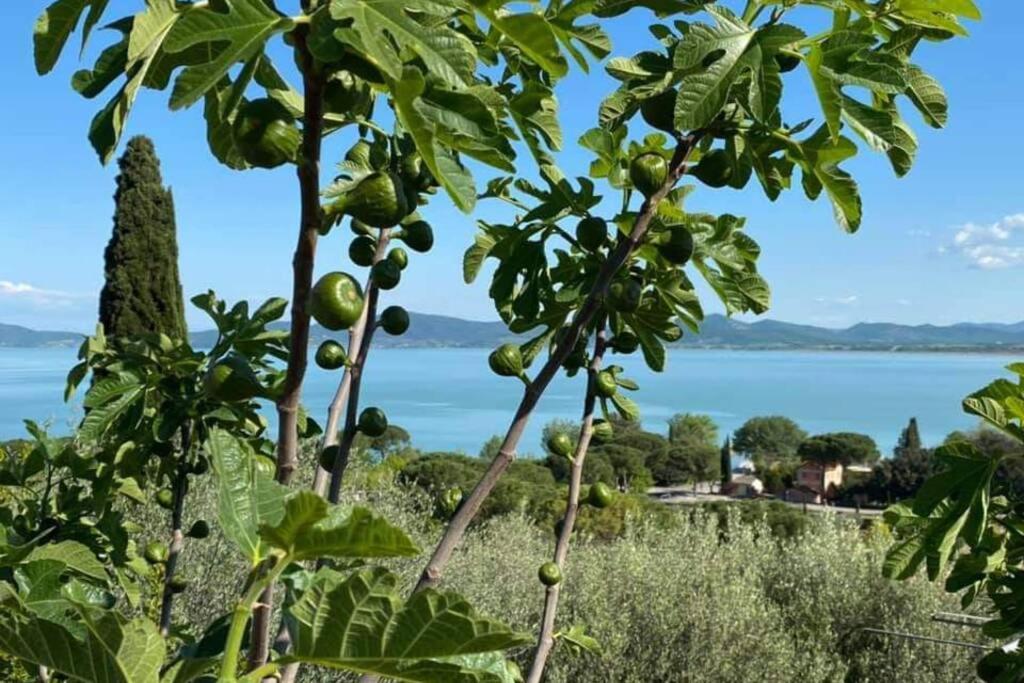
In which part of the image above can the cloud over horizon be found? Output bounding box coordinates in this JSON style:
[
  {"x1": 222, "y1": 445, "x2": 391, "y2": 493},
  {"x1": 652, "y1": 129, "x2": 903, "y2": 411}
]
[{"x1": 950, "y1": 213, "x2": 1024, "y2": 269}]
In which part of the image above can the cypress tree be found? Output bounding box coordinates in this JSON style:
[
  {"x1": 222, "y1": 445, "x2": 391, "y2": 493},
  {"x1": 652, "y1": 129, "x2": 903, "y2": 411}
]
[
  {"x1": 894, "y1": 417, "x2": 923, "y2": 459},
  {"x1": 720, "y1": 436, "x2": 732, "y2": 487},
  {"x1": 98, "y1": 136, "x2": 187, "y2": 339}
]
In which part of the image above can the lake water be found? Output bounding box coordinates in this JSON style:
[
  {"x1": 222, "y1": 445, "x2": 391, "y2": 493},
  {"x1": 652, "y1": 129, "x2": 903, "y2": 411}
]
[{"x1": 1, "y1": 347, "x2": 1018, "y2": 456}]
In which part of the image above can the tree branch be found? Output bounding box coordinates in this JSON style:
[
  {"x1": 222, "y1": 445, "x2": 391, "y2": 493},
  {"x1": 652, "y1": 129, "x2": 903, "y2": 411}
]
[
  {"x1": 410, "y1": 133, "x2": 701, "y2": 594},
  {"x1": 158, "y1": 424, "x2": 192, "y2": 637},
  {"x1": 526, "y1": 319, "x2": 608, "y2": 683},
  {"x1": 327, "y1": 230, "x2": 390, "y2": 503},
  {"x1": 248, "y1": 25, "x2": 325, "y2": 672}
]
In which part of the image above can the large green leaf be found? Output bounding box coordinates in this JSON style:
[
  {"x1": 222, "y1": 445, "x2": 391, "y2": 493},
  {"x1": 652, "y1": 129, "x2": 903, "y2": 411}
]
[
  {"x1": 672, "y1": 9, "x2": 756, "y2": 131},
  {"x1": 390, "y1": 67, "x2": 476, "y2": 212},
  {"x1": 25, "y1": 541, "x2": 108, "y2": 582},
  {"x1": 471, "y1": 1, "x2": 568, "y2": 79},
  {"x1": 805, "y1": 45, "x2": 841, "y2": 141},
  {"x1": 78, "y1": 384, "x2": 143, "y2": 442},
  {"x1": 330, "y1": 0, "x2": 475, "y2": 88},
  {"x1": 904, "y1": 64, "x2": 948, "y2": 128},
  {"x1": 0, "y1": 596, "x2": 164, "y2": 683},
  {"x1": 258, "y1": 491, "x2": 420, "y2": 560},
  {"x1": 86, "y1": 0, "x2": 183, "y2": 162},
  {"x1": 284, "y1": 567, "x2": 529, "y2": 682},
  {"x1": 34, "y1": 0, "x2": 90, "y2": 74},
  {"x1": 208, "y1": 428, "x2": 288, "y2": 566},
  {"x1": 163, "y1": 0, "x2": 293, "y2": 109}
]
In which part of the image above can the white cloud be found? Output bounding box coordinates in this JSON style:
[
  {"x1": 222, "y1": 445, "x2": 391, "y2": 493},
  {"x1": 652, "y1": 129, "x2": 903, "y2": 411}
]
[
  {"x1": 896, "y1": 298, "x2": 912, "y2": 306},
  {"x1": 949, "y1": 214, "x2": 1024, "y2": 269},
  {"x1": 0, "y1": 280, "x2": 87, "y2": 308},
  {"x1": 815, "y1": 295, "x2": 858, "y2": 306}
]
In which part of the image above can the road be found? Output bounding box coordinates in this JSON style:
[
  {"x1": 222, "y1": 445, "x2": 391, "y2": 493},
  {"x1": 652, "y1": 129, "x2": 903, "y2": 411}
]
[{"x1": 647, "y1": 485, "x2": 884, "y2": 518}]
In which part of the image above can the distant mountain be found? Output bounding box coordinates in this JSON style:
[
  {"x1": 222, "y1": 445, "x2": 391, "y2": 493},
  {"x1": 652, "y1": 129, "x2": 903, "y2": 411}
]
[
  {"x1": 0, "y1": 323, "x2": 81, "y2": 348},
  {"x1": 7, "y1": 314, "x2": 1024, "y2": 351}
]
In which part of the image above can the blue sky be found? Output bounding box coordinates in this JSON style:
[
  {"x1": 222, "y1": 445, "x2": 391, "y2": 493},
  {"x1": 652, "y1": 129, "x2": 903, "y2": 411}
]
[{"x1": 0, "y1": 1, "x2": 1021, "y2": 333}]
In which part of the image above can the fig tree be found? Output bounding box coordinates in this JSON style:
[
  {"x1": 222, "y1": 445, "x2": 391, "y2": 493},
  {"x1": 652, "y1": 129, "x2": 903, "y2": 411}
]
[
  {"x1": 489, "y1": 343, "x2": 524, "y2": 379},
  {"x1": 538, "y1": 561, "x2": 563, "y2": 586},
  {"x1": 358, "y1": 407, "x2": 388, "y2": 437},
  {"x1": 379, "y1": 306, "x2": 410, "y2": 335},
  {"x1": 310, "y1": 272, "x2": 365, "y2": 331},
  {"x1": 156, "y1": 489, "x2": 174, "y2": 510},
  {"x1": 345, "y1": 140, "x2": 372, "y2": 168},
  {"x1": 588, "y1": 482, "x2": 614, "y2": 508},
  {"x1": 592, "y1": 419, "x2": 614, "y2": 443},
  {"x1": 400, "y1": 220, "x2": 434, "y2": 253},
  {"x1": 630, "y1": 153, "x2": 668, "y2": 197},
  {"x1": 658, "y1": 226, "x2": 694, "y2": 265},
  {"x1": 371, "y1": 260, "x2": 401, "y2": 290},
  {"x1": 232, "y1": 98, "x2": 301, "y2": 169},
  {"x1": 187, "y1": 520, "x2": 210, "y2": 539},
  {"x1": 315, "y1": 340, "x2": 349, "y2": 370},
  {"x1": 319, "y1": 445, "x2": 339, "y2": 472},
  {"x1": 204, "y1": 355, "x2": 262, "y2": 402},
  {"x1": 168, "y1": 575, "x2": 189, "y2": 594},
  {"x1": 349, "y1": 235, "x2": 377, "y2": 267},
  {"x1": 331, "y1": 172, "x2": 410, "y2": 228},
  {"x1": 692, "y1": 149, "x2": 733, "y2": 189},
  {"x1": 575, "y1": 216, "x2": 608, "y2": 251},
  {"x1": 639, "y1": 88, "x2": 678, "y2": 133},
  {"x1": 607, "y1": 278, "x2": 643, "y2": 313},
  {"x1": 387, "y1": 247, "x2": 409, "y2": 270},
  {"x1": 144, "y1": 541, "x2": 169, "y2": 564},
  {"x1": 610, "y1": 331, "x2": 640, "y2": 354},
  {"x1": 547, "y1": 432, "x2": 574, "y2": 458},
  {"x1": 324, "y1": 70, "x2": 372, "y2": 118},
  {"x1": 595, "y1": 370, "x2": 618, "y2": 398}
]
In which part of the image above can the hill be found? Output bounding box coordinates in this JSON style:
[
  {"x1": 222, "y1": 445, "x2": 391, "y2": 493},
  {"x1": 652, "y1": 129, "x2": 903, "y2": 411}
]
[{"x1": 6, "y1": 314, "x2": 1024, "y2": 351}]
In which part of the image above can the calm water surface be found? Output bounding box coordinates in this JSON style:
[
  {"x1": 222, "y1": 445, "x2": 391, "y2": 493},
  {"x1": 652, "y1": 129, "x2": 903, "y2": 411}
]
[{"x1": 1, "y1": 347, "x2": 1017, "y2": 455}]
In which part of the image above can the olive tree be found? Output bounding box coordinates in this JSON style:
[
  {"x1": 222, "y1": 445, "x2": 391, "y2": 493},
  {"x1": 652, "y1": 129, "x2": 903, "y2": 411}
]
[{"x1": 400, "y1": 1, "x2": 979, "y2": 679}]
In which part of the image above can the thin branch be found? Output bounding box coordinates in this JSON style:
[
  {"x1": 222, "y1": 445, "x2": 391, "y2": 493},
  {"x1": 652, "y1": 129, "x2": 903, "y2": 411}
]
[
  {"x1": 158, "y1": 424, "x2": 192, "y2": 637},
  {"x1": 527, "y1": 319, "x2": 608, "y2": 683},
  {"x1": 410, "y1": 133, "x2": 702, "y2": 594},
  {"x1": 248, "y1": 25, "x2": 326, "y2": 672},
  {"x1": 327, "y1": 229, "x2": 391, "y2": 504}
]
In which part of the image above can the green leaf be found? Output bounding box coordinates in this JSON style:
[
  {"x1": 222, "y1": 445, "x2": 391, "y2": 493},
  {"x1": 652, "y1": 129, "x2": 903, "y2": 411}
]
[
  {"x1": 208, "y1": 428, "x2": 288, "y2": 566},
  {"x1": 472, "y1": 3, "x2": 568, "y2": 79},
  {"x1": 34, "y1": 0, "x2": 90, "y2": 75},
  {"x1": 557, "y1": 624, "x2": 602, "y2": 655},
  {"x1": 258, "y1": 492, "x2": 419, "y2": 561},
  {"x1": 87, "y1": 0, "x2": 183, "y2": 162},
  {"x1": 672, "y1": 9, "x2": 756, "y2": 131},
  {"x1": 164, "y1": 0, "x2": 293, "y2": 110},
  {"x1": 391, "y1": 67, "x2": 476, "y2": 212},
  {"x1": 284, "y1": 567, "x2": 529, "y2": 682},
  {"x1": 509, "y1": 82, "x2": 563, "y2": 165},
  {"x1": 610, "y1": 392, "x2": 640, "y2": 422},
  {"x1": 904, "y1": 64, "x2": 948, "y2": 128},
  {"x1": 84, "y1": 372, "x2": 142, "y2": 409},
  {"x1": 78, "y1": 384, "x2": 144, "y2": 442},
  {"x1": 25, "y1": 541, "x2": 108, "y2": 583},
  {"x1": 882, "y1": 535, "x2": 926, "y2": 580},
  {"x1": 805, "y1": 45, "x2": 841, "y2": 141},
  {"x1": 330, "y1": 0, "x2": 475, "y2": 88},
  {"x1": 464, "y1": 230, "x2": 499, "y2": 284},
  {"x1": 0, "y1": 596, "x2": 164, "y2": 683}
]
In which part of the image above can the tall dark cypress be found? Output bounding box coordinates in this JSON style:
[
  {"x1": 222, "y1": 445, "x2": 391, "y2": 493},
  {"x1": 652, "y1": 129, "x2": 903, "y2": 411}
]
[
  {"x1": 894, "y1": 417, "x2": 923, "y2": 459},
  {"x1": 98, "y1": 136, "x2": 187, "y2": 339},
  {"x1": 720, "y1": 436, "x2": 732, "y2": 487}
]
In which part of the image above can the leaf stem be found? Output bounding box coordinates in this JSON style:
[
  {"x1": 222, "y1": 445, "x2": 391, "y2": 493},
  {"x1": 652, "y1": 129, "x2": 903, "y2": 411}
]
[{"x1": 220, "y1": 554, "x2": 291, "y2": 682}]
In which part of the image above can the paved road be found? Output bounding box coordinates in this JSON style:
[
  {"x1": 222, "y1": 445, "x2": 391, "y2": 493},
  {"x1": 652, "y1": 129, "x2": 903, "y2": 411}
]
[{"x1": 647, "y1": 485, "x2": 884, "y2": 518}]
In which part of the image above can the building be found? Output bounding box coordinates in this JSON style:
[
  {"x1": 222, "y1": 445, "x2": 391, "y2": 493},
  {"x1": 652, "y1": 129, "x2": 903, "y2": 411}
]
[
  {"x1": 787, "y1": 461, "x2": 845, "y2": 505},
  {"x1": 722, "y1": 474, "x2": 764, "y2": 498}
]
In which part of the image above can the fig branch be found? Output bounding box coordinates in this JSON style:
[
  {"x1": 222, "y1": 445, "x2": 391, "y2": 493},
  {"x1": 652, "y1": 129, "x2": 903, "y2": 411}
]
[
  {"x1": 411, "y1": 132, "x2": 702, "y2": 594},
  {"x1": 527, "y1": 320, "x2": 609, "y2": 683},
  {"x1": 158, "y1": 425, "x2": 191, "y2": 637},
  {"x1": 327, "y1": 229, "x2": 391, "y2": 503},
  {"x1": 248, "y1": 24, "x2": 326, "y2": 671}
]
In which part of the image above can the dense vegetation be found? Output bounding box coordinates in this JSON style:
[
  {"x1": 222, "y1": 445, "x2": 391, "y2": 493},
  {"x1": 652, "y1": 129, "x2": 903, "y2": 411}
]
[{"x1": 0, "y1": 0, "x2": 984, "y2": 680}]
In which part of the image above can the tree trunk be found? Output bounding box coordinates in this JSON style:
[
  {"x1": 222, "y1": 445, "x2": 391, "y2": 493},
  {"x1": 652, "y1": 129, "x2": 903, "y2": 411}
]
[{"x1": 247, "y1": 26, "x2": 325, "y2": 672}]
